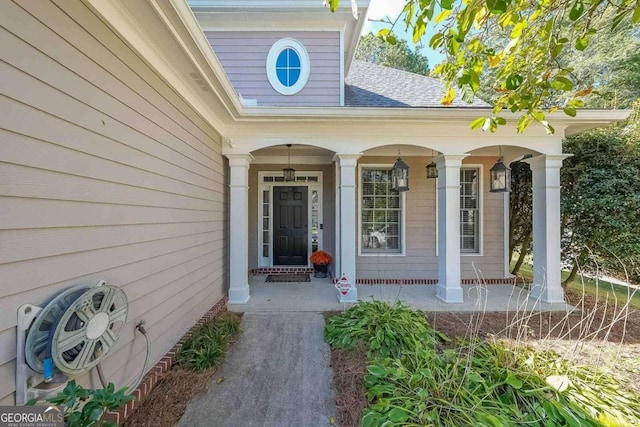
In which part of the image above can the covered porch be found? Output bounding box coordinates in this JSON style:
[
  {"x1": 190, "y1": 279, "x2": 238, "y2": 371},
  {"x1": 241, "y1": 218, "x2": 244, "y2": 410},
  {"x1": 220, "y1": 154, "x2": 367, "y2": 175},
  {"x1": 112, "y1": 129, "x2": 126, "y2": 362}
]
[
  {"x1": 228, "y1": 275, "x2": 572, "y2": 312},
  {"x1": 222, "y1": 113, "x2": 613, "y2": 307}
]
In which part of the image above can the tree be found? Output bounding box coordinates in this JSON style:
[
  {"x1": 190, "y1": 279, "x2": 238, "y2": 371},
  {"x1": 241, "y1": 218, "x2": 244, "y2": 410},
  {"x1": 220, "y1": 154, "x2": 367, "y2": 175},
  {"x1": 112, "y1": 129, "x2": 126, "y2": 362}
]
[
  {"x1": 508, "y1": 160, "x2": 532, "y2": 275},
  {"x1": 327, "y1": 0, "x2": 640, "y2": 133},
  {"x1": 560, "y1": 105, "x2": 640, "y2": 285},
  {"x1": 355, "y1": 33, "x2": 430, "y2": 75}
]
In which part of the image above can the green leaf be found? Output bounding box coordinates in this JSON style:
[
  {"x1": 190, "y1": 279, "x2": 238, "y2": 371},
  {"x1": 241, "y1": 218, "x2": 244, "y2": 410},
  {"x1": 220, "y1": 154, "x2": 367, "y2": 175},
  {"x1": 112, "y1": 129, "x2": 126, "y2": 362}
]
[
  {"x1": 505, "y1": 74, "x2": 523, "y2": 90},
  {"x1": 486, "y1": 0, "x2": 510, "y2": 14},
  {"x1": 575, "y1": 35, "x2": 589, "y2": 51},
  {"x1": 633, "y1": 7, "x2": 640, "y2": 24},
  {"x1": 569, "y1": 1, "x2": 584, "y2": 21},
  {"x1": 505, "y1": 373, "x2": 523, "y2": 389},
  {"x1": 429, "y1": 32, "x2": 444, "y2": 49},
  {"x1": 551, "y1": 76, "x2": 574, "y2": 91},
  {"x1": 367, "y1": 365, "x2": 387, "y2": 377},
  {"x1": 388, "y1": 408, "x2": 410, "y2": 423},
  {"x1": 326, "y1": 0, "x2": 339, "y2": 13},
  {"x1": 564, "y1": 106, "x2": 577, "y2": 117},
  {"x1": 441, "y1": 0, "x2": 453, "y2": 10},
  {"x1": 531, "y1": 110, "x2": 545, "y2": 122},
  {"x1": 470, "y1": 116, "x2": 486, "y2": 130}
]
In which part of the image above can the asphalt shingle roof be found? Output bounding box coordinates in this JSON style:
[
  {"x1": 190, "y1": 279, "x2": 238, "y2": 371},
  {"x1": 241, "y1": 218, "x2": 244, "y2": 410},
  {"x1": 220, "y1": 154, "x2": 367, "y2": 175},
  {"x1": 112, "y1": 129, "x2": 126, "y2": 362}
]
[{"x1": 344, "y1": 60, "x2": 489, "y2": 108}]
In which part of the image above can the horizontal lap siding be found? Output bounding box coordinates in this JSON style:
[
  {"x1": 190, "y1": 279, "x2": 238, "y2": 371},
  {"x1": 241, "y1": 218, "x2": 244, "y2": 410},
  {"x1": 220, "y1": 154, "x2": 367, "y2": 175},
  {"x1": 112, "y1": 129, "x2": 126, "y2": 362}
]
[
  {"x1": 206, "y1": 31, "x2": 341, "y2": 106},
  {"x1": 0, "y1": 1, "x2": 228, "y2": 403},
  {"x1": 356, "y1": 157, "x2": 505, "y2": 280}
]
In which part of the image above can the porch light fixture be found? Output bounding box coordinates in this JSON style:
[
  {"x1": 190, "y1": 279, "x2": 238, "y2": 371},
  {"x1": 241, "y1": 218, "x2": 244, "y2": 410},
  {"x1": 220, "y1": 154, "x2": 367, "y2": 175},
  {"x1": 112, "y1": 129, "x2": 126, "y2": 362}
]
[
  {"x1": 426, "y1": 149, "x2": 438, "y2": 179},
  {"x1": 283, "y1": 144, "x2": 295, "y2": 182},
  {"x1": 391, "y1": 156, "x2": 409, "y2": 192},
  {"x1": 489, "y1": 147, "x2": 511, "y2": 193}
]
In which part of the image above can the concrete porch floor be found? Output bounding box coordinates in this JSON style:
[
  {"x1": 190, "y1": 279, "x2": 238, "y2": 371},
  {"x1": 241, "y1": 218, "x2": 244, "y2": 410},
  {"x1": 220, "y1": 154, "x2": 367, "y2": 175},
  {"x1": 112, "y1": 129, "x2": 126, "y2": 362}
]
[{"x1": 228, "y1": 275, "x2": 573, "y2": 313}]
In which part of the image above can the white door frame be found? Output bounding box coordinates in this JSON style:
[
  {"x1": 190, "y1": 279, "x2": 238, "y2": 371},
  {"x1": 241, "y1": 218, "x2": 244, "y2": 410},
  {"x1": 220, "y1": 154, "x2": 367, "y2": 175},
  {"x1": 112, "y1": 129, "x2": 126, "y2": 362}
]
[{"x1": 258, "y1": 171, "x2": 323, "y2": 267}]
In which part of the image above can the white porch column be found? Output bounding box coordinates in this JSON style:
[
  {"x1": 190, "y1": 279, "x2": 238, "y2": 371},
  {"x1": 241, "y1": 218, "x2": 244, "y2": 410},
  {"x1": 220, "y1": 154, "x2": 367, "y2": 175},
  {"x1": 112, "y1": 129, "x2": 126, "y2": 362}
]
[
  {"x1": 523, "y1": 154, "x2": 571, "y2": 303},
  {"x1": 334, "y1": 153, "x2": 362, "y2": 303},
  {"x1": 436, "y1": 155, "x2": 468, "y2": 303},
  {"x1": 227, "y1": 154, "x2": 254, "y2": 304}
]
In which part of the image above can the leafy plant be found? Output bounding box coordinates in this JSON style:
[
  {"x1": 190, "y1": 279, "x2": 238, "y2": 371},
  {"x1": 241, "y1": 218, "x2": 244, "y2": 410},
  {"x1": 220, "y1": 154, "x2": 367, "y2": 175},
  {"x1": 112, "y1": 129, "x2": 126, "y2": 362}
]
[
  {"x1": 175, "y1": 312, "x2": 241, "y2": 371},
  {"x1": 326, "y1": 301, "x2": 640, "y2": 427},
  {"x1": 27, "y1": 380, "x2": 133, "y2": 427}
]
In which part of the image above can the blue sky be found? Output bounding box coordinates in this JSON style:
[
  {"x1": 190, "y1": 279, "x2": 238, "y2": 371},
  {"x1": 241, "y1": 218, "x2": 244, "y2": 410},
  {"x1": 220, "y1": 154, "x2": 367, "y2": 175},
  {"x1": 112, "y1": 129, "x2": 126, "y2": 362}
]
[{"x1": 362, "y1": 0, "x2": 445, "y2": 68}]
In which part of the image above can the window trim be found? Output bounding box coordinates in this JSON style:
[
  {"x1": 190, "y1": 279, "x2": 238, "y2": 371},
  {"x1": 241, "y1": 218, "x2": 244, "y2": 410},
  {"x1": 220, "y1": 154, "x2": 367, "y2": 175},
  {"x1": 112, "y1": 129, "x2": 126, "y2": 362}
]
[
  {"x1": 459, "y1": 165, "x2": 483, "y2": 256},
  {"x1": 435, "y1": 164, "x2": 484, "y2": 257},
  {"x1": 357, "y1": 164, "x2": 407, "y2": 257},
  {"x1": 266, "y1": 38, "x2": 310, "y2": 95}
]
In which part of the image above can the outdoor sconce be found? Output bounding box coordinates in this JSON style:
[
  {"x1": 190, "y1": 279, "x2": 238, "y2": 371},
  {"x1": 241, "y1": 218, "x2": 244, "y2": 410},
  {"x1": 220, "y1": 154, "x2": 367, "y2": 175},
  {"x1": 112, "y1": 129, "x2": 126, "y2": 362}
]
[
  {"x1": 283, "y1": 144, "x2": 295, "y2": 182},
  {"x1": 489, "y1": 158, "x2": 511, "y2": 192},
  {"x1": 426, "y1": 149, "x2": 438, "y2": 179},
  {"x1": 391, "y1": 157, "x2": 409, "y2": 192}
]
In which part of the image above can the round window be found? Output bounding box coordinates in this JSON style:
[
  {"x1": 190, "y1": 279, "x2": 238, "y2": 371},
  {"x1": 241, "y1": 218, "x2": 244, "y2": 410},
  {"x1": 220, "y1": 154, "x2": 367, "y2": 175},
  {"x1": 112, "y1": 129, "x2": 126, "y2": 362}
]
[{"x1": 266, "y1": 39, "x2": 310, "y2": 95}]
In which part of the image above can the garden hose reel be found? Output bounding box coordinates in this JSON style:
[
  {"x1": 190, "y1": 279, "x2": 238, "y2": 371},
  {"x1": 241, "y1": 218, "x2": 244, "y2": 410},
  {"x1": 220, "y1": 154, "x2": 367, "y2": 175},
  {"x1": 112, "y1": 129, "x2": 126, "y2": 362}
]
[{"x1": 16, "y1": 280, "x2": 128, "y2": 404}]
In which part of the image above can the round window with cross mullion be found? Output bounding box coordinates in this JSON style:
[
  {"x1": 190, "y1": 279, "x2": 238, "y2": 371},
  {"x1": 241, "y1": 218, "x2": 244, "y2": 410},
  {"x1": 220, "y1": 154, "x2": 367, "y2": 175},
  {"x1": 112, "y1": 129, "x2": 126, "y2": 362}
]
[{"x1": 266, "y1": 38, "x2": 310, "y2": 95}]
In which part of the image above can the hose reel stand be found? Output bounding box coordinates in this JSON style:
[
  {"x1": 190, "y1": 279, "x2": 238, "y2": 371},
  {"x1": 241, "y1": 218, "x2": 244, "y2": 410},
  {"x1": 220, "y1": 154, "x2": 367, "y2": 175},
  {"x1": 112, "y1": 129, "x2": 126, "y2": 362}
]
[{"x1": 16, "y1": 280, "x2": 128, "y2": 405}]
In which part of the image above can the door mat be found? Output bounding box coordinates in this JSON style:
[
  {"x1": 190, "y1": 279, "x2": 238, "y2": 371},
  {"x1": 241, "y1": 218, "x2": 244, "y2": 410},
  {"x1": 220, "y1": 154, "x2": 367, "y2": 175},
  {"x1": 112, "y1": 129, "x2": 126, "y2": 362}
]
[{"x1": 265, "y1": 274, "x2": 311, "y2": 283}]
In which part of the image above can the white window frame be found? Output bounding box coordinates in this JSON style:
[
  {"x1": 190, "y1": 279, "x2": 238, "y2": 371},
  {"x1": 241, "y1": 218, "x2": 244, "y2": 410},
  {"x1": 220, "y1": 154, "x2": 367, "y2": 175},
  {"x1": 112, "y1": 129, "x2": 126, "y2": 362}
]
[
  {"x1": 459, "y1": 165, "x2": 483, "y2": 255},
  {"x1": 266, "y1": 38, "x2": 310, "y2": 96},
  {"x1": 257, "y1": 171, "x2": 323, "y2": 267},
  {"x1": 357, "y1": 164, "x2": 407, "y2": 257},
  {"x1": 435, "y1": 164, "x2": 484, "y2": 257}
]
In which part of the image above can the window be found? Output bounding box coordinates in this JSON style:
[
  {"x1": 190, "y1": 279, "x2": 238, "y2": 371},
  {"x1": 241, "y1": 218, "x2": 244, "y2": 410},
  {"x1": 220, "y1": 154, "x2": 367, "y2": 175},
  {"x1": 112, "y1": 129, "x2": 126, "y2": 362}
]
[
  {"x1": 266, "y1": 38, "x2": 310, "y2": 95},
  {"x1": 360, "y1": 168, "x2": 403, "y2": 254},
  {"x1": 460, "y1": 168, "x2": 480, "y2": 253},
  {"x1": 276, "y1": 48, "x2": 301, "y2": 87}
]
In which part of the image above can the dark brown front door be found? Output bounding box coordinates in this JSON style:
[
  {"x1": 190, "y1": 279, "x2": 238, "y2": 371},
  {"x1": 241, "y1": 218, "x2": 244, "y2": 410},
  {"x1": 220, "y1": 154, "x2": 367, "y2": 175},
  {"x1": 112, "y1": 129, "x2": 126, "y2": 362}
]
[{"x1": 273, "y1": 186, "x2": 308, "y2": 265}]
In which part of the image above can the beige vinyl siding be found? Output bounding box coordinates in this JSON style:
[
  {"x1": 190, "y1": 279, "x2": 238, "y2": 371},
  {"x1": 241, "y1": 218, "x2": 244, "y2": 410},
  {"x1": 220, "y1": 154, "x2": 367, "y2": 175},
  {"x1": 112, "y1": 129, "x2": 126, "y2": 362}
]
[
  {"x1": 0, "y1": 0, "x2": 228, "y2": 404},
  {"x1": 356, "y1": 156, "x2": 506, "y2": 280}
]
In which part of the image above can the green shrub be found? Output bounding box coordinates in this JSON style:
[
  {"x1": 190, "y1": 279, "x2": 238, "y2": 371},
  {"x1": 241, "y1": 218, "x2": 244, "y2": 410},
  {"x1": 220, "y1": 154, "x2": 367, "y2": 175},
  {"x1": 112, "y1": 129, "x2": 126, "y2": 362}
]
[
  {"x1": 176, "y1": 312, "x2": 241, "y2": 371},
  {"x1": 27, "y1": 380, "x2": 133, "y2": 427},
  {"x1": 326, "y1": 301, "x2": 640, "y2": 427},
  {"x1": 325, "y1": 300, "x2": 441, "y2": 359}
]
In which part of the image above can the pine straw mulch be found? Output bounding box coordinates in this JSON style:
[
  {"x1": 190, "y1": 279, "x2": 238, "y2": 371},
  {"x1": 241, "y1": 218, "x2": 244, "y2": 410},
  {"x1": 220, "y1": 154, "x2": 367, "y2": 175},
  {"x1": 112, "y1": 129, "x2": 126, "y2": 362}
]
[
  {"x1": 328, "y1": 288, "x2": 640, "y2": 427},
  {"x1": 123, "y1": 313, "x2": 242, "y2": 427},
  {"x1": 123, "y1": 365, "x2": 220, "y2": 427}
]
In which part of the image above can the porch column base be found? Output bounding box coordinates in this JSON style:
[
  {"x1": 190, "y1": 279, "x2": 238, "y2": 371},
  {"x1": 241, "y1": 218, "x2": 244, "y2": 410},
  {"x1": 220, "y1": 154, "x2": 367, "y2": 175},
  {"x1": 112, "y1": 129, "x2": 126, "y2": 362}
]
[
  {"x1": 529, "y1": 282, "x2": 565, "y2": 304},
  {"x1": 229, "y1": 285, "x2": 251, "y2": 305},
  {"x1": 338, "y1": 287, "x2": 357, "y2": 303},
  {"x1": 436, "y1": 283, "x2": 464, "y2": 303}
]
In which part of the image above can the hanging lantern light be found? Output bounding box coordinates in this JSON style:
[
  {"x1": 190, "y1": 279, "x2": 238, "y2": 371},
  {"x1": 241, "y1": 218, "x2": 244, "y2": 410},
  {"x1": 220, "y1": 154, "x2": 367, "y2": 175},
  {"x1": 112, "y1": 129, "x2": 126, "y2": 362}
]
[
  {"x1": 489, "y1": 157, "x2": 511, "y2": 193},
  {"x1": 426, "y1": 149, "x2": 438, "y2": 179},
  {"x1": 391, "y1": 156, "x2": 409, "y2": 192},
  {"x1": 283, "y1": 144, "x2": 295, "y2": 182}
]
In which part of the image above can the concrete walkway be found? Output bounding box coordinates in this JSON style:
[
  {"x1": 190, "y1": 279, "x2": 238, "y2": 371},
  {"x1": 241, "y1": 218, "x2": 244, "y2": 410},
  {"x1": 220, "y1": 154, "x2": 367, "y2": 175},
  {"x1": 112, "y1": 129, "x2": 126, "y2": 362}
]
[{"x1": 178, "y1": 312, "x2": 335, "y2": 427}]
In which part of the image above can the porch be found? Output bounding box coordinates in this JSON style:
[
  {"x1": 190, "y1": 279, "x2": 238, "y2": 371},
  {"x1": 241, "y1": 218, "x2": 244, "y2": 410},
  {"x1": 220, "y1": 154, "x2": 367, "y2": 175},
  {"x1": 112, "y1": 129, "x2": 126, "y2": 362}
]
[{"x1": 227, "y1": 275, "x2": 572, "y2": 313}]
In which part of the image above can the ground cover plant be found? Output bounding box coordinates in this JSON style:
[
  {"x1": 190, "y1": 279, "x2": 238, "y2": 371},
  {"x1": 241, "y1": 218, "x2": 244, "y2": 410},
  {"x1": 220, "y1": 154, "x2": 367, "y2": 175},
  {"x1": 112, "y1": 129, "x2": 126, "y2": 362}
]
[
  {"x1": 326, "y1": 301, "x2": 640, "y2": 427},
  {"x1": 124, "y1": 312, "x2": 241, "y2": 427}
]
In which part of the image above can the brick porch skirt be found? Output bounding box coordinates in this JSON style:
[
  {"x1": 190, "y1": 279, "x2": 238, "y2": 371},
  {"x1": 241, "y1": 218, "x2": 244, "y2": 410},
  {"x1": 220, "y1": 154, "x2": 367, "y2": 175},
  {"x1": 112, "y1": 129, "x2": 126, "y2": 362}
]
[{"x1": 105, "y1": 296, "x2": 228, "y2": 425}]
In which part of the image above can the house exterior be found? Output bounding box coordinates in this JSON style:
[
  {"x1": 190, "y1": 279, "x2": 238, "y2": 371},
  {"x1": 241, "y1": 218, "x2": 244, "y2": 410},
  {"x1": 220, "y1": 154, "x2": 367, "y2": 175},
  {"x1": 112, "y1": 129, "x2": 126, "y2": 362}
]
[{"x1": 0, "y1": 0, "x2": 627, "y2": 410}]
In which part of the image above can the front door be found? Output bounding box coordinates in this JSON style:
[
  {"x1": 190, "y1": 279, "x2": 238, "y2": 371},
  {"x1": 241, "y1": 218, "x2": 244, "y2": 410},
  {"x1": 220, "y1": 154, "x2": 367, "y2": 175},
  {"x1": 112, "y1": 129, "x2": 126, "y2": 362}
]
[{"x1": 273, "y1": 186, "x2": 308, "y2": 265}]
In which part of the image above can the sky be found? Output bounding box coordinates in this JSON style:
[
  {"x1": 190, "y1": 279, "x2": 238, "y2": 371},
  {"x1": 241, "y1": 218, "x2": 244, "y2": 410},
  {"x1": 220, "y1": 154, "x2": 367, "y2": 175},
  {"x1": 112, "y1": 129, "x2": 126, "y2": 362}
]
[{"x1": 361, "y1": 0, "x2": 446, "y2": 68}]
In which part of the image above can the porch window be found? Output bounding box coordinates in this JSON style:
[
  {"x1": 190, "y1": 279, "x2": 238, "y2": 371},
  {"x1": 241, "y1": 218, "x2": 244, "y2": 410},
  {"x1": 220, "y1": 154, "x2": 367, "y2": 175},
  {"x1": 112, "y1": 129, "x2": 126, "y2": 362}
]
[
  {"x1": 360, "y1": 168, "x2": 402, "y2": 253},
  {"x1": 460, "y1": 168, "x2": 480, "y2": 253}
]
